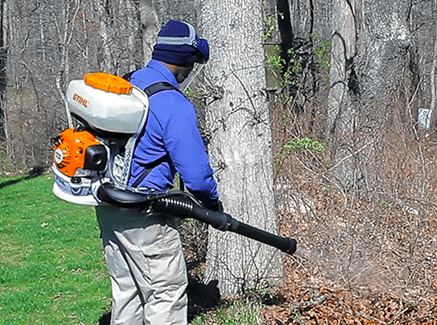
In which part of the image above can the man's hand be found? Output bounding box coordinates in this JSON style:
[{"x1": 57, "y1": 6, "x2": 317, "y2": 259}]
[{"x1": 210, "y1": 200, "x2": 224, "y2": 212}]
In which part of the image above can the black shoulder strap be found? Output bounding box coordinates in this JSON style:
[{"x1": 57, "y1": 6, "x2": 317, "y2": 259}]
[
  {"x1": 144, "y1": 81, "x2": 179, "y2": 97},
  {"x1": 122, "y1": 70, "x2": 136, "y2": 82},
  {"x1": 121, "y1": 71, "x2": 177, "y2": 188},
  {"x1": 130, "y1": 155, "x2": 169, "y2": 188},
  {"x1": 122, "y1": 70, "x2": 181, "y2": 97}
]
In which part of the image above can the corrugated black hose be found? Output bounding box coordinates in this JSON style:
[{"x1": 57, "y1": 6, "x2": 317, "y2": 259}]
[{"x1": 98, "y1": 183, "x2": 297, "y2": 255}]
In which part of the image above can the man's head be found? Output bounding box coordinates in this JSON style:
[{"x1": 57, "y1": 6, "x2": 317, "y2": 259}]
[{"x1": 152, "y1": 20, "x2": 209, "y2": 83}]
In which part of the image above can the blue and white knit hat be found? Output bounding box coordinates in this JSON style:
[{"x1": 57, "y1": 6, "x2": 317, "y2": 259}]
[{"x1": 152, "y1": 20, "x2": 209, "y2": 66}]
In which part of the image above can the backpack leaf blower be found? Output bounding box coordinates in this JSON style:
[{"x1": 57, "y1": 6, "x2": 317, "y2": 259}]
[{"x1": 52, "y1": 72, "x2": 297, "y2": 255}]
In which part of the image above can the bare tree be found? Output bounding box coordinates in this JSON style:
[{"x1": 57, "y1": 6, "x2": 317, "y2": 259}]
[
  {"x1": 429, "y1": 0, "x2": 437, "y2": 129},
  {"x1": 53, "y1": 0, "x2": 81, "y2": 128},
  {"x1": 95, "y1": 0, "x2": 115, "y2": 73},
  {"x1": 199, "y1": 0, "x2": 282, "y2": 295},
  {"x1": 325, "y1": 0, "x2": 356, "y2": 139},
  {"x1": 126, "y1": 0, "x2": 142, "y2": 71},
  {"x1": 137, "y1": 0, "x2": 160, "y2": 65},
  {"x1": 325, "y1": 0, "x2": 411, "y2": 198},
  {"x1": 0, "y1": 0, "x2": 6, "y2": 141}
]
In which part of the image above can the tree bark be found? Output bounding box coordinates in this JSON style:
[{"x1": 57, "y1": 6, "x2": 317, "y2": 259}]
[
  {"x1": 325, "y1": 0, "x2": 356, "y2": 137},
  {"x1": 199, "y1": 0, "x2": 282, "y2": 295},
  {"x1": 54, "y1": 0, "x2": 80, "y2": 128},
  {"x1": 0, "y1": 0, "x2": 6, "y2": 141},
  {"x1": 288, "y1": 0, "x2": 313, "y2": 41},
  {"x1": 138, "y1": 0, "x2": 159, "y2": 65},
  {"x1": 326, "y1": 0, "x2": 411, "y2": 196},
  {"x1": 95, "y1": 0, "x2": 114, "y2": 73},
  {"x1": 428, "y1": 0, "x2": 437, "y2": 130}
]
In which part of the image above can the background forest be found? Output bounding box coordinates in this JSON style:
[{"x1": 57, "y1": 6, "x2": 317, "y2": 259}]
[{"x1": 2, "y1": 0, "x2": 437, "y2": 323}]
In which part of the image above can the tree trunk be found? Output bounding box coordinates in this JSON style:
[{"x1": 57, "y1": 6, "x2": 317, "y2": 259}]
[
  {"x1": 325, "y1": 0, "x2": 356, "y2": 138},
  {"x1": 199, "y1": 0, "x2": 282, "y2": 295},
  {"x1": 137, "y1": 0, "x2": 159, "y2": 65},
  {"x1": 95, "y1": 0, "x2": 115, "y2": 73},
  {"x1": 0, "y1": 0, "x2": 6, "y2": 141},
  {"x1": 428, "y1": 0, "x2": 437, "y2": 131},
  {"x1": 54, "y1": 0, "x2": 80, "y2": 128},
  {"x1": 326, "y1": 0, "x2": 411, "y2": 197},
  {"x1": 288, "y1": 0, "x2": 312, "y2": 41}
]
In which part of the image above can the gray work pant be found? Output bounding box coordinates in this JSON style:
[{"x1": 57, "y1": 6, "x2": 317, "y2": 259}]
[{"x1": 96, "y1": 205, "x2": 188, "y2": 325}]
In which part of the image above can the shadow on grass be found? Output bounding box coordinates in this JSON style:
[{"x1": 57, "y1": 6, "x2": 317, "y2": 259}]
[
  {"x1": 98, "y1": 276, "x2": 221, "y2": 324},
  {"x1": 0, "y1": 166, "x2": 46, "y2": 190}
]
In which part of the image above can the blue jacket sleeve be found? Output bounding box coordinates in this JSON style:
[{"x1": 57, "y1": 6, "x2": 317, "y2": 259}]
[{"x1": 162, "y1": 93, "x2": 219, "y2": 207}]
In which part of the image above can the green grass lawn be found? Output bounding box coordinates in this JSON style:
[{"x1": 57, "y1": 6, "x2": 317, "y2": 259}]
[
  {"x1": 0, "y1": 172, "x2": 111, "y2": 324},
  {"x1": 0, "y1": 172, "x2": 267, "y2": 325}
]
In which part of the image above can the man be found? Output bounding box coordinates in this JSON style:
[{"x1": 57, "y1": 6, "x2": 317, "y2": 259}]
[{"x1": 96, "y1": 20, "x2": 220, "y2": 325}]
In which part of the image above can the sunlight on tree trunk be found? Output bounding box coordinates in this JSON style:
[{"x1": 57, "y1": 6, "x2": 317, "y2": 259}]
[
  {"x1": 0, "y1": 0, "x2": 6, "y2": 141},
  {"x1": 429, "y1": 0, "x2": 437, "y2": 130},
  {"x1": 326, "y1": 1, "x2": 411, "y2": 198},
  {"x1": 199, "y1": 0, "x2": 282, "y2": 295},
  {"x1": 138, "y1": 0, "x2": 160, "y2": 65},
  {"x1": 95, "y1": 0, "x2": 114, "y2": 73}
]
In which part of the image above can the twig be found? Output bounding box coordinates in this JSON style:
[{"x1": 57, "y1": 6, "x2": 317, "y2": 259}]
[
  {"x1": 326, "y1": 139, "x2": 375, "y2": 173},
  {"x1": 289, "y1": 293, "x2": 329, "y2": 313},
  {"x1": 387, "y1": 307, "x2": 410, "y2": 324}
]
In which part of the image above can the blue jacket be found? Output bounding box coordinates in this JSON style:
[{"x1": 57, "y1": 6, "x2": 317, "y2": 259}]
[{"x1": 127, "y1": 60, "x2": 219, "y2": 208}]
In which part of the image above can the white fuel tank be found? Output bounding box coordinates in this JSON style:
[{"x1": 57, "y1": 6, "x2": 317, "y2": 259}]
[{"x1": 66, "y1": 73, "x2": 149, "y2": 134}]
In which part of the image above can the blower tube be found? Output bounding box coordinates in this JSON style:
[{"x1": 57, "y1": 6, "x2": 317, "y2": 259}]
[{"x1": 97, "y1": 184, "x2": 297, "y2": 255}]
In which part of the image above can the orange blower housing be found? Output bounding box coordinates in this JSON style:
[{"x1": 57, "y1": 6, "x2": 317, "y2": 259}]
[
  {"x1": 52, "y1": 128, "x2": 108, "y2": 206},
  {"x1": 53, "y1": 128, "x2": 107, "y2": 177}
]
